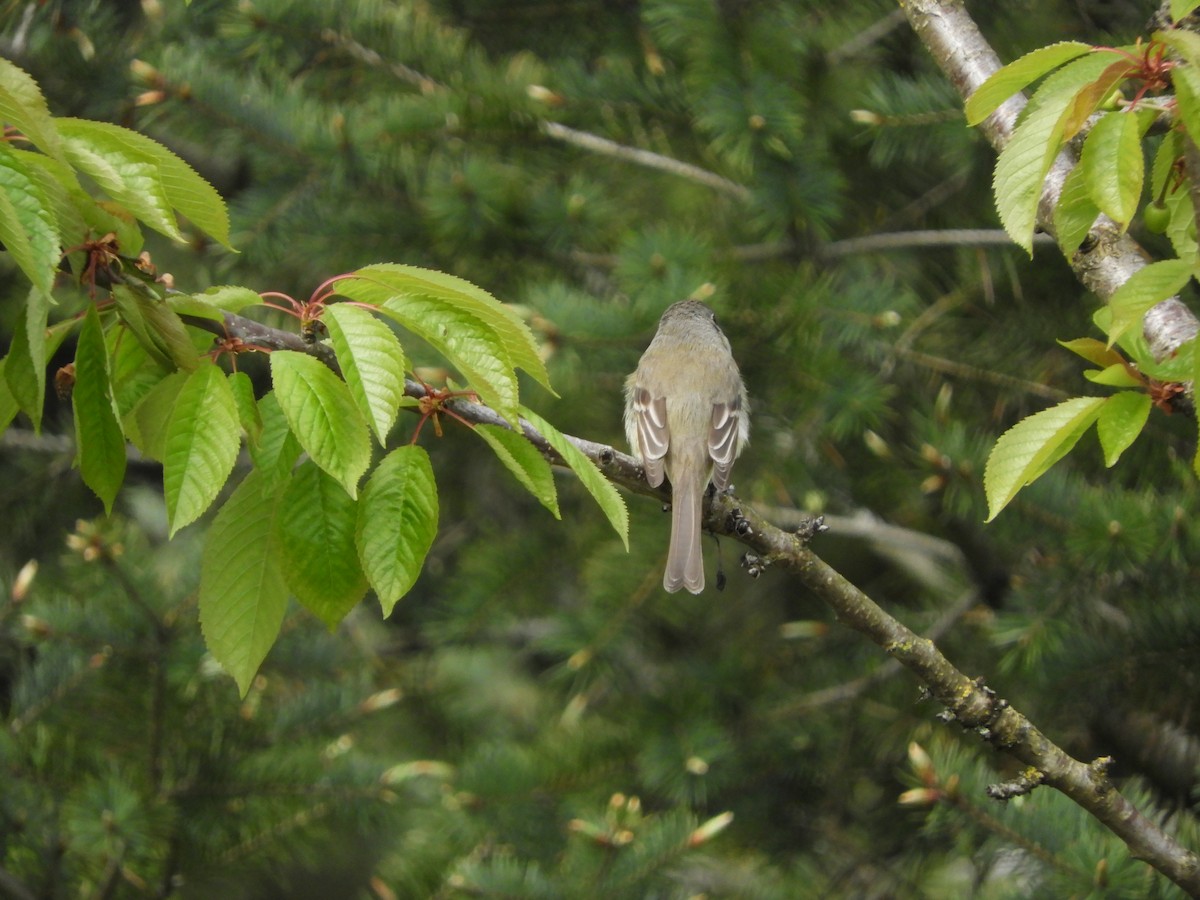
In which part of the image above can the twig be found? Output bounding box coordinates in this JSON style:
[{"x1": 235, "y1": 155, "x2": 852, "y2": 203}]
[
  {"x1": 540, "y1": 121, "x2": 752, "y2": 202},
  {"x1": 900, "y1": 0, "x2": 1199, "y2": 363},
  {"x1": 901, "y1": 1, "x2": 1200, "y2": 892},
  {"x1": 821, "y1": 229, "x2": 1056, "y2": 257}
]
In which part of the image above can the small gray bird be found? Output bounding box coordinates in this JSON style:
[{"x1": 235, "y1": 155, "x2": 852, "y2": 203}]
[{"x1": 624, "y1": 300, "x2": 750, "y2": 593}]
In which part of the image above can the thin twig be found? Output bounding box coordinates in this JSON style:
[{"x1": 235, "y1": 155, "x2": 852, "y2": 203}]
[{"x1": 540, "y1": 121, "x2": 752, "y2": 202}]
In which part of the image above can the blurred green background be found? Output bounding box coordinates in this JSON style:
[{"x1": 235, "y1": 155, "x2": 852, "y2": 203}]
[{"x1": 2, "y1": 1, "x2": 1199, "y2": 897}]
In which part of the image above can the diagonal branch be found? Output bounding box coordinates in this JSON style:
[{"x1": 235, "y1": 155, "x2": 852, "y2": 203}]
[
  {"x1": 900, "y1": 1, "x2": 1200, "y2": 892},
  {"x1": 198, "y1": 304, "x2": 1200, "y2": 895},
  {"x1": 901, "y1": 0, "x2": 1198, "y2": 365}
]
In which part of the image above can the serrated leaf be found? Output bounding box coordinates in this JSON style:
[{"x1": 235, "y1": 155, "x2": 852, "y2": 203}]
[
  {"x1": 112, "y1": 282, "x2": 199, "y2": 371},
  {"x1": 4, "y1": 293, "x2": 49, "y2": 429},
  {"x1": 57, "y1": 119, "x2": 181, "y2": 243},
  {"x1": 1151, "y1": 129, "x2": 1182, "y2": 200},
  {"x1": 0, "y1": 58, "x2": 64, "y2": 161},
  {"x1": 0, "y1": 142, "x2": 60, "y2": 297},
  {"x1": 1081, "y1": 111, "x2": 1143, "y2": 228},
  {"x1": 109, "y1": 325, "x2": 170, "y2": 418},
  {"x1": 1158, "y1": 29, "x2": 1200, "y2": 69},
  {"x1": 228, "y1": 370, "x2": 261, "y2": 444},
  {"x1": 1053, "y1": 163, "x2": 1101, "y2": 256},
  {"x1": 984, "y1": 396, "x2": 1105, "y2": 521},
  {"x1": 199, "y1": 470, "x2": 288, "y2": 697},
  {"x1": 270, "y1": 351, "x2": 370, "y2": 497},
  {"x1": 126, "y1": 371, "x2": 187, "y2": 461},
  {"x1": 1137, "y1": 338, "x2": 1194, "y2": 381},
  {"x1": 965, "y1": 41, "x2": 1092, "y2": 126},
  {"x1": 1083, "y1": 363, "x2": 1143, "y2": 387},
  {"x1": 163, "y1": 363, "x2": 241, "y2": 536},
  {"x1": 1107, "y1": 259, "x2": 1194, "y2": 345},
  {"x1": 1173, "y1": 62, "x2": 1200, "y2": 151},
  {"x1": 520, "y1": 406, "x2": 628, "y2": 548},
  {"x1": 1194, "y1": 336, "x2": 1200, "y2": 478},
  {"x1": 994, "y1": 52, "x2": 1127, "y2": 253},
  {"x1": 73, "y1": 306, "x2": 126, "y2": 513},
  {"x1": 1060, "y1": 59, "x2": 1136, "y2": 140},
  {"x1": 356, "y1": 445, "x2": 438, "y2": 616},
  {"x1": 170, "y1": 285, "x2": 262, "y2": 318},
  {"x1": 12, "y1": 147, "x2": 143, "y2": 257},
  {"x1": 250, "y1": 391, "x2": 303, "y2": 491},
  {"x1": 0, "y1": 358, "x2": 17, "y2": 432},
  {"x1": 1097, "y1": 391, "x2": 1151, "y2": 467},
  {"x1": 56, "y1": 118, "x2": 232, "y2": 249},
  {"x1": 1058, "y1": 337, "x2": 1126, "y2": 369},
  {"x1": 277, "y1": 460, "x2": 368, "y2": 629},
  {"x1": 353, "y1": 263, "x2": 552, "y2": 393},
  {"x1": 323, "y1": 303, "x2": 408, "y2": 444},
  {"x1": 1163, "y1": 173, "x2": 1198, "y2": 263},
  {"x1": 1173, "y1": 0, "x2": 1200, "y2": 22},
  {"x1": 474, "y1": 423, "x2": 560, "y2": 518}
]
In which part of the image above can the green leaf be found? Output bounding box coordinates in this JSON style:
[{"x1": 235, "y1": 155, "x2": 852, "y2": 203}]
[
  {"x1": 56, "y1": 118, "x2": 232, "y2": 249},
  {"x1": 3, "y1": 290, "x2": 73, "y2": 433},
  {"x1": 269, "y1": 350, "x2": 371, "y2": 498},
  {"x1": 0, "y1": 142, "x2": 60, "y2": 297},
  {"x1": 277, "y1": 460, "x2": 369, "y2": 629},
  {"x1": 1053, "y1": 163, "x2": 1100, "y2": 256},
  {"x1": 337, "y1": 264, "x2": 553, "y2": 423},
  {"x1": 249, "y1": 391, "x2": 303, "y2": 491},
  {"x1": 1059, "y1": 59, "x2": 1136, "y2": 140},
  {"x1": 1058, "y1": 337, "x2": 1126, "y2": 369},
  {"x1": 170, "y1": 285, "x2": 263, "y2": 318},
  {"x1": 1082, "y1": 363, "x2": 1143, "y2": 387},
  {"x1": 356, "y1": 445, "x2": 439, "y2": 616},
  {"x1": 126, "y1": 371, "x2": 187, "y2": 461},
  {"x1": 993, "y1": 52, "x2": 1127, "y2": 253},
  {"x1": 984, "y1": 396, "x2": 1106, "y2": 521},
  {"x1": 1080, "y1": 112, "x2": 1143, "y2": 228},
  {"x1": 4, "y1": 293, "x2": 49, "y2": 429},
  {"x1": 111, "y1": 282, "x2": 200, "y2": 371},
  {"x1": 163, "y1": 363, "x2": 241, "y2": 536},
  {"x1": 1107, "y1": 259, "x2": 1195, "y2": 345},
  {"x1": 199, "y1": 470, "x2": 288, "y2": 697},
  {"x1": 0, "y1": 358, "x2": 19, "y2": 433},
  {"x1": 323, "y1": 303, "x2": 409, "y2": 444},
  {"x1": 1193, "y1": 336, "x2": 1200, "y2": 477},
  {"x1": 474, "y1": 423, "x2": 560, "y2": 519},
  {"x1": 57, "y1": 119, "x2": 181, "y2": 242},
  {"x1": 1096, "y1": 391, "x2": 1151, "y2": 467},
  {"x1": 11, "y1": 147, "x2": 144, "y2": 257},
  {"x1": 1163, "y1": 173, "x2": 1198, "y2": 263},
  {"x1": 228, "y1": 370, "x2": 261, "y2": 445},
  {"x1": 965, "y1": 41, "x2": 1092, "y2": 126},
  {"x1": 73, "y1": 306, "x2": 126, "y2": 513},
  {"x1": 353, "y1": 263, "x2": 552, "y2": 393},
  {"x1": 520, "y1": 406, "x2": 628, "y2": 548},
  {"x1": 1172, "y1": 61, "x2": 1200, "y2": 150},
  {"x1": 0, "y1": 58, "x2": 64, "y2": 161},
  {"x1": 1151, "y1": 129, "x2": 1181, "y2": 202},
  {"x1": 1173, "y1": 0, "x2": 1200, "y2": 22},
  {"x1": 109, "y1": 325, "x2": 170, "y2": 418},
  {"x1": 1158, "y1": 29, "x2": 1200, "y2": 69}
]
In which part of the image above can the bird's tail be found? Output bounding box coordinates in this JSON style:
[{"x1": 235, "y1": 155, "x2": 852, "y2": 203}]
[{"x1": 664, "y1": 473, "x2": 704, "y2": 594}]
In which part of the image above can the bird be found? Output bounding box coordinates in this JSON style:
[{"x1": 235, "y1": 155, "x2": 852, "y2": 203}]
[{"x1": 624, "y1": 300, "x2": 749, "y2": 593}]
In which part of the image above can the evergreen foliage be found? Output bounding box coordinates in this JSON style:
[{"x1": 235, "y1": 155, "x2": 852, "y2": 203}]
[{"x1": 3, "y1": 0, "x2": 1200, "y2": 896}]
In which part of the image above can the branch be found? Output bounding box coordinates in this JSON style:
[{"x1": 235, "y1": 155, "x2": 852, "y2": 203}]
[
  {"x1": 901, "y1": 1, "x2": 1200, "y2": 892},
  {"x1": 540, "y1": 121, "x2": 753, "y2": 202},
  {"x1": 166, "y1": 307, "x2": 1200, "y2": 894},
  {"x1": 901, "y1": 0, "x2": 1198, "y2": 364}
]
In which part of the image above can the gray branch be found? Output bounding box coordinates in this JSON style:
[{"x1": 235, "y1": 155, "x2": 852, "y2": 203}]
[
  {"x1": 902, "y1": 0, "x2": 1198, "y2": 363},
  {"x1": 901, "y1": 1, "x2": 1200, "y2": 892}
]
